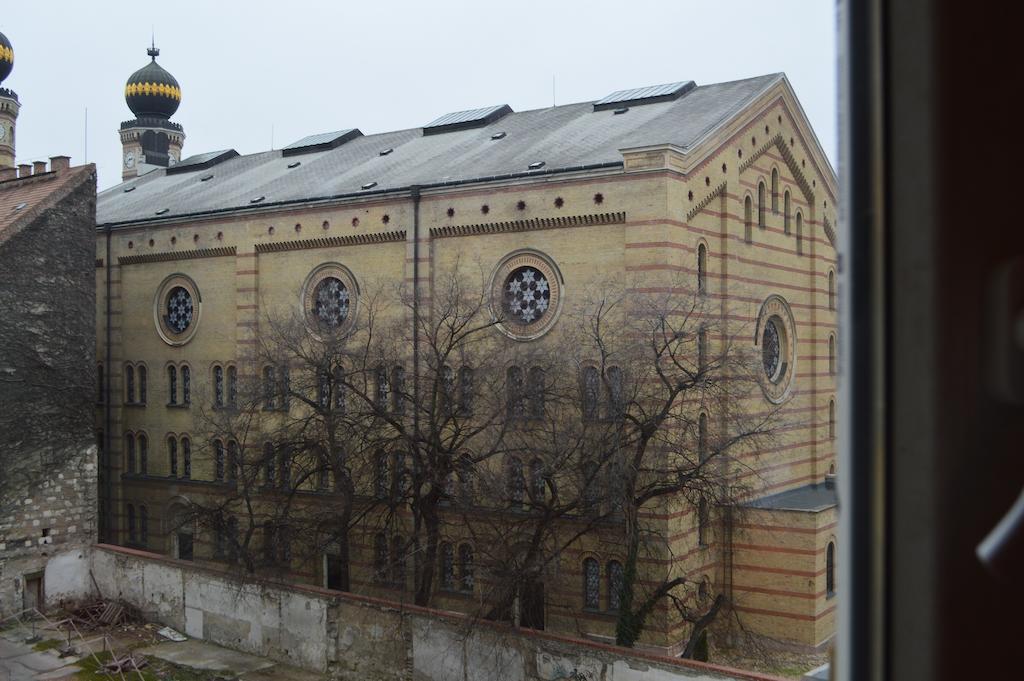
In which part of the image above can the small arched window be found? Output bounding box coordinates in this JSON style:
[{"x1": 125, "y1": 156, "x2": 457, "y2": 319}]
[
  {"x1": 213, "y1": 365, "x2": 224, "y2": 408},
  {"x1": 182, "y1": 436, "x2": 191, "y2": 479},
  {"x1": 168, "y1": 436, "x2": 178, "y2": 477},
  {"x1": 373, "y1": 533, "x2": 388, "y2": 581},
  {"x1": 138, "y1": 433, "x2": 148, "y2": 474},
  {"x1": 744, "y1": 195, "x2": 753, "y2": 244},
  {"x1": 826, "y1": 541, "x2": 837, "y2": 597},
  {"x1": 392, "y1": 365, "x2": 406, "y2": 415},
  {"x1": 375, "y1": 364, "x2": 390, "y2": 412},
  {"x1": 227, "y1": 366, "x2": 237, "y2": 407},
  {"x1": 125, "y1": 364, "x2": 136, "y2": 403},
  {"x1": 796, "y1": 212, "x2": 804, "y2": 255},
  {"x1": 784, "y1": 191, "x2": 792, "y2": 234},
  {"x1": 507, "y1": 366, "x2": 525, "y2": 419},
  {"x1": 458, "y1": 456, "x2": 475, "y2": 505},
  {"x1": 227, "y1": 441, "x2": 238, "y2": 481},
  {"x1": 168, "y1": 366, "x2": 178, "y2": 405},
  {"x1": 263, "y1": 442, "x2": 276, "y2": 485},
  {"x1": 127, "y1": 503, "x2": 136, "y2": 544},
  {"x1": 139, "y1": 505, "x2": 149, "y2": 546},
  {"x1": 263, "y1": 366, "x2": 276, "y2": 410},
  {"x1": 771, "y1": 168, "x2": 780, "y2": 212},
  {"x1": 528, "y1": 367, "x2": 546, "y2": 419},
  {"x1": 458, "y1": 543, "x2": 474, "y2": 592},
  {"x1": 829, "y1": 335, "x2": 837, "y2": 375},
  {"x1": 332, "y1": 367, "x2": 346, "y2": 413},
  {"x1": 278, "y1": 447, "x2": 291, "y2": 489},
  {"x1": 583, "y1": 557, "x2": 600, "y2": 610},
  {"x1": 828, "y1": 270, "x2": 836, "y2": 310},
  {"x1": 608, "y1": 560, "x2": 624, "y2": 612},
  {"x1": 375, "y1": 450, "x2": 389, "y2": 499},
  {"x1": 698, "y1": 412, "x2": 709, "y2": 463},
  {"x1": 214, "y1": 440, "x2": 225, "y2": 481},
  {"x1": 138, "y1": 365, "x2": 147, "y2": 404},
  {"x1": 697, "y1": 243, "x2": 708, "y2": 295},
  {"x1": 459, "y1": 366, "x2": 474, "y2": 415},
  {"x1": 507, "y1": 456, "x2": 525, "y2": 508},
  {"x1": 758, "y1": 181, "x2": 766, "y2": 228},
  {"x1": 582, "y1": 366, "x2": 600, "y2": 420},
  {"x1": 607, "y1": 366, "x2": 624, "y2": 419},
  {"x1": 181, "y1": 365, "x2": 191, "y2": 405},
  {"x1": 317, "y1": 371, "x2": 330, "y2": 408},
  {"x1": 829, "y1": 399, "x2": 837, "y2": 440},
  {"x1": 125, "y1": 432, "x2": 137, "y2": 474},
  {"x1": 530, "y1": 458, "x2": 546, "y2": 502},
  {"x1": 440, "y1": 542, "x2": 455, "y2": 590}
]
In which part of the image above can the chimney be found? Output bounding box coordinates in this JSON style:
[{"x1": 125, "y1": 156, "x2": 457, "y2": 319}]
[
  {"x1": 0, "y1": 167, "x2": 15, "y2": 181},
  {"x1": 18, "y1": 163, "x2": 31, "y2": 178},
  {"x1": 49, "y1": 156, "x2": 71, "y2": 173},
  {"x1": 32, "y1": 161, "x2": 47, "y2": 175}
]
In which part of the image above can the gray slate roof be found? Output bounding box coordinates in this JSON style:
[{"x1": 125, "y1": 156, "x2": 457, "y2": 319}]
[
  {"x1": 97, "y1": 74, "x2": 783, "y2": 227},
  {"x1": 746, "y1": 483, "x2": 838, "y2": 513}
]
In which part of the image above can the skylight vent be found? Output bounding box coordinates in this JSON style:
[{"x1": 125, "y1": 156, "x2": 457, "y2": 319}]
[
  {"x1": 593, "y1": 80, "x2": 696, "y2": 111},
  {"x1": 287, "y1": 161, "x2": 301, "y2": 169},
  {"x1": 379, "y1": 148, "x2": 394, "y2": 156},
  {"x1": 528, "y1": 161, "x2": 546, "y2": 170},
  {"x1": 13, "y1": 202, "x2": 27, "y2": 211},
  {"x1": 250, "y1": 196, "x2": 265, "y2": 204},
  {"x1": 200, "y1": 174, "x2": 214, "y2": 182},
  {"x1": 423, "y1": 104, "x2": 513, "y2": 136},
  {"x1": 490, "y1": 131, "x2": 507, "y2": 140},
  {"x1": 166, "y1": 149, "x2": 239, "y2": 175},
  {"x1": 155, "y1": 208, "x2": 169, "y2": 215},
  {"x1": 361, "y1": 181, "x2": 378, "y2": 190},
  {"x1": 282, "y1": 129, "x2": 363, "y2": 157},
  {"x1": 613, "y1": 107, "x2": 629, "y2": 115},
  {"x1": 123, "y1": 186, "x2": 136, "y2": 193}
]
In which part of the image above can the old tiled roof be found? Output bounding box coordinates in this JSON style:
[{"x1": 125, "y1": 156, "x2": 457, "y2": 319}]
[
  {"x1": 98, "y1": 74, "x2": 786, "y2": 227},
  {"x1": 0, "y1": 165, "x2": 95, "y2": 247}
]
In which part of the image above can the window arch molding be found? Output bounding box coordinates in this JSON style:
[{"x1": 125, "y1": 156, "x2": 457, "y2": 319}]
[
  {"x1": 771, "y1": 167, "x2": 780, "y2": 213},
  {"x1": 826, "y1": 537, "x2": 837, "y2": 598},
  {"x1": 153, "y1": 273, "x2": 202, "y2": 346},
  {"x1": 489, "y1": 249, "x2": 565, "y2": 342},
  {"x1": 301, "y1": 262, "x2": 361, "y2": 338},
  {"x1": 828, "y1": 270, "x2": 837, "y2": 310},
  {"x1": 757, "y1": 179, "x2": 767, "y2": 228},
  {"x1": 743, "y1": 192, "x2": 754, "y2": 244},
  {"x1": 695, "y1": 239, "x2": 710, "y2": 296},
  {"x1": 581, "y1": 554, "x2": 602, "y2": 610}
]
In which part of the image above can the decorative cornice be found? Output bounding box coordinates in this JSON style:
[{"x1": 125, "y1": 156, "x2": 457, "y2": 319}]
[
  {"x1": 687, "y1": 183, "x2": 726, "y2": 222},
  {"x1": 823, "y1": 216, "x2": 836, "y2": 247},
  {"x1": 118, "y1": 245, "x2": 236, "y2": 265},
  {"x1": 430, "y1": 212, "x2": 625, "y2": 239},
  {"x1": 255, "y1": 230, "x2": 406, "y2": 253}
]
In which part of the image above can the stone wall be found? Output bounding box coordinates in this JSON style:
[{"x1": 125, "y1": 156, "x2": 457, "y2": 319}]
[{"x1": 71, "y1": 545, "x2": 789, "y2": 681}]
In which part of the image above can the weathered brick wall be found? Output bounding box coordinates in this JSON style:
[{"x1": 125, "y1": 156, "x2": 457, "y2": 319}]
[{"x1": 0, "y1": 167, "x2": 98, "y2": 616}]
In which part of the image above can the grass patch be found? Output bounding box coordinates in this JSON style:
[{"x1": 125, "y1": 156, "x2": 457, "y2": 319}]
[
  {"x1": 31, "y1": 637, "x2": 63, "y2": 652},
  {"x1": 74, "y1": 650, "x2": 225, "y2": 681}
]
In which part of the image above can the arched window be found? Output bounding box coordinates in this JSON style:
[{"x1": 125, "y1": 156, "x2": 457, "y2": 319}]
[
  {"x1": 392, "y1": 365, "x2": 406, "y2": 415},
  {"x1": 698, "y1": 499, "x2": 710, "y2": 546},
  {"x1": 507, "y1": 456, "x2": 525, "y2": 508},
  {"x1": 227, "y1": 441, "x2": 238, "y2": 481},
  {"x1": 796, "y1": 212, "x2": 804, "y2": 255},
  {"x1": 168, "y1": 436, "x2": 178, "y2": 477},
  {"x1": 459, "y1": 366, "x2": 474, "y2": 415},
  {"x1": 828, "y1": 270, "x2": 836, "y2": 311},
  {"x1": 744, "y1": 195, "x2": 753, "y2": 244},
  {"x1": 279, "y1": 365, "x2": 289, "y2": 410},
  {"x1": 530, "y1": 458, "x2": 546, "y2": 502},
  {"x1": 263, "y1": 366, "x2": 276, "y2": 410},
  {"x1": 440, "y1": 542, "x2": 455, "y2": 590},
  {"x1": 318, "y1": 370, "x2": 330, "y2": 408},
  {"x1": 278, "y1": 447, "x2": 291, "y2": 489},
  {"x1": 375, "y1": 365, "x2": 390, "y2": 412},
  {"x1": 829, "y1": 399, "x2": 836, "y2": 440},
  {"x1": 213, "y1": 365, "x2": 224, "y2": 408},
  {"x1": 583, "y1": 557, "x2": 600, "y2": 609},
  {"x1": 697, "y1": 243, "x2": 708, "y2": 295},
  {"x1": 391, "y1": 535, "x2": 406, "y2": 586},
  {"x1": 181, "y1": 365, "x2": 191, "y2": 405},
  {"x1": 125, "y1": 432, "x2": 136, "y2": 474},
  {"x1": 458, "y1": 544, "x2": 474, "y2": 592},
  {"x1": 375, "y1": 450, "x2": 389, "y2": 499},
  {"x1": 263, "y1": 442, "x2": 275, "y2": 485},
  {"x1": 227, "y1": 366, "x2": 237, "y2": 407},
  {"x1": 458, "y1": 456, "x2": 475, "y2": 505},
  {"x1": 784, "y1": 191, "x2": 792, "y2": 234},
  {"x1": 214, "y1": 440, "x2": 225, "y2": 481},
  {"x1": 168, "y1": 366, "x2": 178, "y2": 405},
  {"x1": 582, "y1": 366, "x2": 600, "y2": 420},
  {"x1": 698, "y1": 412, "x2": 709, "y2": 463},
  {"x1": 126, "y1": 503, "x2": 136, "y2": 544},
  {"x1": 528, "y1": 367, "x2": 546, "y2": 419},
  {"x1": 125, "y1": 364, "x2": 135, "y2": 403},
  {"x1": 440, "y1": 364, "x2": 455, "y2": 415},
  {"x1": 758, "y1": 181, "x2": 766, "y2": 228},
  {"x1": 332, "y1": 367, "x2": 346, "y2": 412},
  {"x1": 608, "y1": 560, "x2": 624, "y2": 612},
  {"x1": 771, "y1": 168, "x2": 780, "y2": 212},
  {"x1": 506, "y1": 366, "x2": 525, "y2": 419},
  {"x1": 607, "y1": 366, "x2": 624, "y2": 419},
  {"x1": 139, "y1": 505, "x2": 149, "y2": 546},
  {"x1": 182, "y1": 436, "x2": 191, "y2": 479},
  {"x1": 138, "y1": 433, "x2": 148, "y2": 474},
  {"x1": 373, "y1": 533, "x2": 388, "y2": 581},
  {"x1": 829, "y1": 335, "x2": 837, "y2": 375},
  {"x1": 826, "y1": 541, "x2": 836, "y2": 597},
  {"x1": 138, "y1": 365, "x2": 147, "y2": 404}
]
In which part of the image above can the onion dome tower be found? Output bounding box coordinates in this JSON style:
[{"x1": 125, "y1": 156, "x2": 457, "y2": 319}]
[
  {"x1": 119, "y1": 42, "x2": 185, "y2": 181},
  {"x1": 0, "y1": 29, "x2": 19, "y2": 170}
]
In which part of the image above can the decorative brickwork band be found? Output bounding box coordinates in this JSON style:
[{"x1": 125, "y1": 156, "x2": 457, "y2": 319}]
[
  {"x1": 254, "y1": 231, "x2": 406, "y2": 253},
  {"x1": 687, "y1": 183, "x2": 727, "y2": 222},
  {"x1": 430, "y1": 212, "x2": 625, "y2": 239},
  {"x1": 823, "y1": 217, "x2": 836, "y2": 247},
  {"x1": 739, "y1": 133, "x2": 815, "y2": 206},
  {"x1": 118, "y1": 245, "x2": 236, "y2": 266}
]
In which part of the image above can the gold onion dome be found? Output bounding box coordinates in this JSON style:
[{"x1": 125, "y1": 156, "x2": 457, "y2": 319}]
[
  {"x1": 0, "y1": 30, "x2": 13, "y2": 85},
  {"x1": 125, "y1": 44, "x2": 180, "y2": 119}
]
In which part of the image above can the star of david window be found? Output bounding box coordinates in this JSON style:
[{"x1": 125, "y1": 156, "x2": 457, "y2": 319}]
[
  {"x1": 762, "y1": 319, "x2": 782, "y2": 382},
  {"x1": 504, "y1": 266, "x2": 550, "y2": 325},
  {"x1": 313, "y1": 277, "x2": 350, "y2": 329},
  {"x1": 165, "y1": 287, "x2": 194, "y2": 334}
]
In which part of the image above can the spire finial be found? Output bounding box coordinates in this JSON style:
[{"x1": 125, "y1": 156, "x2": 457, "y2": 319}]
[{"x1": 148, "y1": 29, "x2": 159, "y2": 60}]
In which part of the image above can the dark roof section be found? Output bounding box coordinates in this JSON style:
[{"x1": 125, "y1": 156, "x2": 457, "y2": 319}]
[
  {"x1": 282, "y1": 129, "x2": 363, "y2": 156},
  {"x1": 593, "y1": 81, "x2": 696, "y2": 111},
  {"x1": 423, "y1": 104, "x2": 513, "y2": 135},
  {"x1": 166, "y1": 149, "x2": 239, "y2": 175},
  {"x1": 745, "y1": 483, "x2": 838, "y2": 513},
  {"x1": 97, "y1": 74, "x2": 785, "y2": 227}
]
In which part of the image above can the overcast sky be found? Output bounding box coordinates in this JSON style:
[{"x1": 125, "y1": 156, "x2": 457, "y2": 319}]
[{"x1": 3, "y1": 1, "x2": 837, "y2": 190}]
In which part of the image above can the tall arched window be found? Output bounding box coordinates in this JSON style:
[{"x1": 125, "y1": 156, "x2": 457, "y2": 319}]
[
  {"x1": 528, "y1": 367, "x2": 546, "y2": 419},
  {"x1": 227, "y1": 440, "x2": 238, "y2": 481},
  {"x1": 332, "y1": 367, "x2": 346, "y2": 413},
  {"x1": 583, "y1": 557, "x2": 600, "y2": 609},
  {"x1": 213, "y1": 365, "x2": 224, "y2": 408},
  {"x1": 507, "y1": 366, "x2": 525, "y2": 419},
  {"x1": 279, "y1": 366, "x2": 289, "y2": 410},
  {"x1": 125, "y1": 432, "x2": 136, "y2": 474},
  {"x1": 507, "y1": 456, "x2": 525, "y2": 508},
  {"x1": 582, "y1": 366, "x2": 600, "y2": 420},
  {"x1": 607, "y1": 366, "x2": 624, "y2": 419},
  {"x1": 181, "y1": 365, "x2": 191, "y2": 405},
  {"x1": 458, "y1": 456, "x2": 475, "y2": 505},
  {"x1": 829, "y1": 399, "x2": 836, "y2": 440},
  {"x1": 168, "y1": 436, "x2": 178, "y2": 477},
  {"x1": 139, "y1": 505, "x2": 149, "y2": 546},
  {"x1": 697, "y1": 243, "x2": 708, "y2": 294},
  {"x1": 698, "y1": 412, "x2": 709, "y2": 463},
  {"x1": 125, "y1": 364, "x2": 135, "y2": 403},
  {"x1": 391, "y1": 535, "x2": 406, "y2": 586},
  {"x1": 530, "y1": 458, "x2": 546, "y2": 502},
  {"x1": 375, "y1": 364, "x2": 390, "y2": 412},
  {"x1": 784, "y1": 190, "x2": 792, "y2": 234},
  {"x1": 744, "y1": 195, "x2": 753, "y2": 243},
  {"x1": 182, "y1": 436, "x2": 191, "y2": 479},
  {"x1": 440, "y1": 542, "x2": 455, "y2": 590},
  {"x1": 829, "y1": 335, "x2": 837, "y2": 375},
  {"x1": 758, "y1": 181, "x2": 766, "y2": 228},
  {"x1": 796, "y1": 212, "x2": 804, "y2": 255},
  {"x1": 458, "y1": 544, "x2": 474, "y2": 592},
  {"x1": 138, "y1": 433, "x2": 148, "y2": 474},
  {"x1": 263, "y1": 366, "x2": 276, "y2": 410},
  {"x1": 138, "y1": 365, "x2": 147, "y2": 404},
  {"x1": 278, "y1": 447, "x2": 291, "y2": 489},
  {"x1": 317, "y1": 371, "x2": 330, "y2": 408},
  {"x1": 459, "y1": 366, "x2": 474, "y2": 415},
  {"x1": 392, "y1": 365, "x2": 406, "y2": 415},
  {"x1": 227, "y1": 366, "x2": 237, "y2": 407},
  {"x1": 608, "y1": 560, "x2": 624, "y2": 612},
  {"x1": 828, "y1": 270, "x2": 836, "y2": 310},
  {"x1": 375, "y1": 450, "x2": 389, "y2": 499},
  {"x1": 214, "y1": 440, "x2": 225, "y2": 481},
  {"x1": 263, "y1": 442, "x2": 275, "y2": 486},
  {"x1": 373, "y1": 533, "x2": 388, "y2": 581},
  {"x1": 168, "y1": 366, "x2": 178, "y2": 405},
  {"x1": 771, "y1": 168, "x2": 780, "y2": 212},
  {"x1": 826, "y1": 541, "x2": 836, "y2": 597},
  {"x1": 127, "y1": 503, "x2": 136, "y2": 543}
]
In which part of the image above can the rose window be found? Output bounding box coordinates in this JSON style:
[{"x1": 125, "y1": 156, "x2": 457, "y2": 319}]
[
  {"x1": 762, "y1": 319, "x2": 782, "y2": 381},
  {"x1": 504, "y1": 266, "x2": 550, "y2": 325},
  {"x1": 313, "y1": 277, "x2": 350, "y2": 329},
  {"x1": 165, "y1": 287, "x2": 194, "y2": 334}
]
